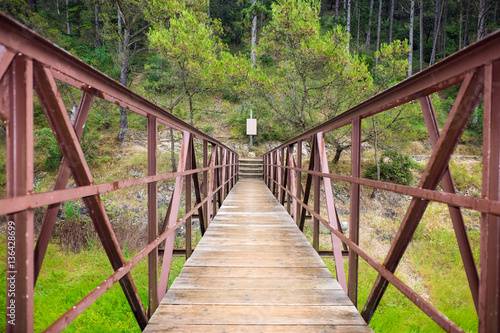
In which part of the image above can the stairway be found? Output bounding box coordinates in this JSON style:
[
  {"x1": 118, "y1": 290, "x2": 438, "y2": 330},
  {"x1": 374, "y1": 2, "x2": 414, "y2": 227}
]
[{"x1": 238, "y1": 158, "x2": 263, "y2": 179}]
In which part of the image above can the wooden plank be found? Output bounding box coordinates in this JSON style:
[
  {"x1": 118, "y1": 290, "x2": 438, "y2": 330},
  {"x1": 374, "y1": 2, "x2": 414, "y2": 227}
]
[
  {"x1": 145, "y1": 325, "x2": 372, "y2": 333},
  {"x1": 170, "y1": 277, "x2": 343, "y2": 290},
  {"x1": 179, "y1": 266, "x2": 333, "y2": 278},
  {"x1": 161, "y1": 289, "x2": 353, "y2": 306},
  {"x1": 196, "y1": 242, "x2": 316, "y2": 253},
  {"x1": 184, "y1": 257, "x2": 326, "y2": 267},
  {"x1": 145, "y1": 178, "x2": 372, "y2": 332},
  {"x1": 147, "y1": 305, "x2": 367, "y2": 325},
  {"x1": 188, "y1": 249, "x2": 320, "y2": 259}
]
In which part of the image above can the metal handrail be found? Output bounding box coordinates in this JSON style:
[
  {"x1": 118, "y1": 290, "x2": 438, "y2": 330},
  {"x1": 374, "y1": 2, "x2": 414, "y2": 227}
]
[
  {"x1": 263, "y1": 30, "x2": 500, "y2": 333},
  {"x1": 0, "y1": 12, "x2": 238, "y2": 332}
]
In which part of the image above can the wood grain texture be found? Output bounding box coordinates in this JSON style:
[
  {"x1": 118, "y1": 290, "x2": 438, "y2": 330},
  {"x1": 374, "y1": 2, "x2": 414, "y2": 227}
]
[{"x1": 145, "y1": 178, "x2": 373, "y2": 332}]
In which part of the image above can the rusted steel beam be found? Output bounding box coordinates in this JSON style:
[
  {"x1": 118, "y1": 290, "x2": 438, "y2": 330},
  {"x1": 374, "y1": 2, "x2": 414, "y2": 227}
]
[
  {"x1": 288, "y1": 145, "x2": 297, "y2": 222},
  {"x1": 290, "y1": 190, "x2": 465, "y2": 332},
  {"x1": 0, "y1": 46, "x2": 15, "y2": 85},
  {"x1": 34, "y1": 91, "x2": 94, "y2": 284},
  {"x1": 45, "y1": 205, "x2": 186, "y2": 332},
  {"x1": 316, "y1": 133, "x2": 347, "y2": 293},
  {"x1": 313, "y1": 140, "x2": 320, "y2": 252},
  {"x1": 299, "y1": 141, "x2": 315, "y2": 232},
  {"x1": 479, "y1": 60, "x2": 500, "y2": 333},
  {"x1": 202, "y1": 140, "x2": 208, "y2": 234},
  {"x1": 362, "y1": 69, "x2": 484, "y2": 323},
  {"x1": 185, "y1": 138, "x2": 193, "y2": 259},
  {"x1": 284, "y1": 146, "x2": 291, "y2": 209},
  {"x1": 147, "y1": 115, "x2": 159, "y2": 317},
  {"x1": 158, "y1": 132, "x2": 191, "y2": 303},
  {"x1": 265, "y1": 163, "x2": 500, "y2": 217},
  {"x1": 296, "y1": 141, "x2": 302, "y2": 225},
  {"x1": 191, "y1": 139, "x2": 206, "y2": 236},
  {"x1": 216, "y1": 148, "x2": 222, "y2": 203},
  {"x1": 208, "y1": 144, "x2": 217, "y2": 224},
  {"x1": 348, "y1": 117, "x2": 361, "y2": 307},
  {"x1": 5, "y1": 55, "x2": 34, "y2": 333},
  {"x1": 0, "y1": 166, "x2": 222, "y2": 216},
  {"x1": 419, "y1": 96, "x2": 479, "y2": 310},
  {"x1": 0, "y1": 13, "x2": 233, "y2": 152},
  {"x1": 34, "y1": 63, "x2": 148, "y2": 329}
]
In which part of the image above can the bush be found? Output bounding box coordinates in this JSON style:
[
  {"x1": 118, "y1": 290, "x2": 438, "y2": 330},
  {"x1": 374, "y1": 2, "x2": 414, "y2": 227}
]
[
  {"x1": 35, "y1": 128, "x2": 63, "y2": 171},
  {"x1": 364, "y1": 150, "x2": 418, "y2": 185}
]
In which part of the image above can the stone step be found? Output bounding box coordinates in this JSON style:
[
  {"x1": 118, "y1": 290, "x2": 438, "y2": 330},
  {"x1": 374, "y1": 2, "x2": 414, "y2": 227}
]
[{"x1": 238, "y1": 173, "x2": 263, "y2": 179}]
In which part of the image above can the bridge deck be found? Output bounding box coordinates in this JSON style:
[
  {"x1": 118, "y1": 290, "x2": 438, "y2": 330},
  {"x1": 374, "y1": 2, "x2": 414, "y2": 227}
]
[{"x1": 145, "y1": 178, "x2": 372, "y2": 332}]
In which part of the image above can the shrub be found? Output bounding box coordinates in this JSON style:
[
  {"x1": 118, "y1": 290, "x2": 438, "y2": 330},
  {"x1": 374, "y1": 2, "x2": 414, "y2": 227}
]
[
  {"x1": 35, "y1": 128, "x2": 62, "y2": 171},
  {"x1": 364, "y1": 150, "x2": 418, "y2": 185}
]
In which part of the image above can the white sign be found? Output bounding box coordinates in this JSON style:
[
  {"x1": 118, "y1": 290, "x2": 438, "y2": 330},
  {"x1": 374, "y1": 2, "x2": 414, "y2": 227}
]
[{"x1": 246, "y1": 118, "x2": 257, "y2": 135}]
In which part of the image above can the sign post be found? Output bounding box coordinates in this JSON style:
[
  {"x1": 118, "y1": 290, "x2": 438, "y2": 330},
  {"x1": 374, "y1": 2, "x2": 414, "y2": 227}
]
[{"x1": 246, "y1": 109, "x2": 257, "y2": 150}]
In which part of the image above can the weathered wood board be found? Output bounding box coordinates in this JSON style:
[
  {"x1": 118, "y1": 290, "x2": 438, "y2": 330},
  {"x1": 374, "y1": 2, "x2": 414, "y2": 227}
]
[{"x1": 145, "y1": 178, "x2": 373, "y2": 332}]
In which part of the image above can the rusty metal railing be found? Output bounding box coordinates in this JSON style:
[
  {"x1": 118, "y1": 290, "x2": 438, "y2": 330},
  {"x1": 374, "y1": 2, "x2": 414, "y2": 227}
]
[
  {"x1": 0, "y1": 13, "x2": 238, "y2": 332},
  {"x1": 263, "y1": 30, "x2": 500, "y2": 333}
]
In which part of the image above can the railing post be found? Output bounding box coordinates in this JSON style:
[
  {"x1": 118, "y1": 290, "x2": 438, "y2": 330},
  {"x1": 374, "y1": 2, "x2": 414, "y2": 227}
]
[
  {"x1": 5, "y1": 54, "x2": 34, "y2": 333},
  {"x1": 313, "y1": 142, "x2": 320, "y2": 252},
  {"x1": 158, "y1": 131, "x2": 191, "y2": 303},
  {"x1": 349, "y1": 117, "x2": 361, "y2": 307},
  {"x1": 288, "y1": 144, "x2": 297, "y2": 223},
  {"x1": 286, "y1": 146, "x2": 291, "y2": 212},
  {"x1": 296, "y1": 141, "x2": 302, "y2": 226},
  {"x1": 202, "y1": 140, "x2": 209, "y2": 233},
  {"x1": 185, "y1": 138, "x2": 193, "y2": 260},
  {"x1": 479, "y1": 60, "x2": 500, "y2": 332},
  {"x1": 317, "y1": 132, "x2": 347, "y2": 292},
  {"x1": 147, "y1": 115, "x2": 159, "y2": 317}
]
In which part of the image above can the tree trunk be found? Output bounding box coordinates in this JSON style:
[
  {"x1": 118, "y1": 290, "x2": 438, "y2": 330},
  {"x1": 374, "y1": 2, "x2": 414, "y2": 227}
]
[
  {"x1": 389, "y1": 0, "x2": 395, "y2": 43},
  {"x1": 374, "y1": 0, "x2": 382, "y2": 68},
  {"x1": 370, "y1": 116, "x2": 379, "y2": 199},
  {"x1": 251, "y1": 0, "x2": 257, "y2": 67},
  {"x1": 332, "y1": 146, "x2": 344, "y2": 164},
  {"x1": 408, "y1": 0, "x2": 414, "y2": 77},
  {"x1": 442, "y1": 0, "x2": 447, "y2": 58},
  {"x1": 365, "y1": 0, "x2": 374, "y2": 54},
  {"x1": 55, "y1": 0, "x2": 60, "y2": 15},
  {"x1": 66, "y1": 0, "x2": 71, "y2": 34},
  {"x1": 495, "y1": 0, "x2": 498, "y2": 22},
  {"x1": 94, "y1": 2, "x2": 100, "y2": 49},
  {"x1": 356, "y1": 1, "x2": 361, "y2": 51},
  {"x1": 419, "y1": 0, "x2": 423, "y2": 71},
  {"x1": 259, "y1": 0, "x2": 264, "y2": 40},
  {"x1": 118, "y1": 27, "x2": 131, "y2": 142},
  {"x1": 429, "y1": 0, "x2": 442, "y2": 65},
  {"x1": 459, "y1": 0, "x2": 463, "y2": 50},
  {"x1": 335, "y1": 0, "x2": 340, "y2": 25},
  {"x1": 188, "y1": 93, "x2": 194, "y2": 125},
  {"x1": 477, "y1": 0, "x2": 489, "y2": 40},
  {"x1": 464, "y1": 1, "x2": 470, "y2": 46},
  {"x1": 347, "y1": 0, "x2": 351, "y2": 43},
  {"x1": 118, "y1": 8, "x2": 122, "y2": 53}
]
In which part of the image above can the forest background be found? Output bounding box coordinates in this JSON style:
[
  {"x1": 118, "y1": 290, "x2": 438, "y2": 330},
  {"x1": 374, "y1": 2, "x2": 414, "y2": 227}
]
[{"x1": 0, "y1": 0, "x2": 499, "y2": 332}]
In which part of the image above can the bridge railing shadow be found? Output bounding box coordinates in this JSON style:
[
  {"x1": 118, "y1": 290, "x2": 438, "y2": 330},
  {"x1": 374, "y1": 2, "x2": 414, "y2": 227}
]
[
  {"x1": 263, "y1": 30, "x2": 500, "y2": 333},
  {"x1": 0, "y1": 13, "x2": 238, "y2": 332}
]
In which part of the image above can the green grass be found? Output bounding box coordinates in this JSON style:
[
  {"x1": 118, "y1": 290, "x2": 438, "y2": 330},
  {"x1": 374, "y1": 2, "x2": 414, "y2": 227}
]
[
  {"x1": 0, "y1": 236, "x2": 185, "y2": 332},
  {"x1": 322, "y1": 221, "x2": 479, "y2": 332}
]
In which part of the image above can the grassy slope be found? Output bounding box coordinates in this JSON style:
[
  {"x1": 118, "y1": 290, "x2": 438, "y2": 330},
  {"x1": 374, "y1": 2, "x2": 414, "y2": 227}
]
[{"x1": 0, "y1": 237, "x2": 185, "y2": 332}]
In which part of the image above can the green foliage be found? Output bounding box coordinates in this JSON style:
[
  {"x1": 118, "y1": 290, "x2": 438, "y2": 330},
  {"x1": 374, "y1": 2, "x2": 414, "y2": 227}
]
[
  {"x1": 374, "y1": 40, "x2": 410, "y2": 90},
  {"x1": 63, "y1": 201, "x2": 79, "y2": 221},
  {"x1": 35, "y1": 128, "x2": 63, "y2": 172},
  {"x1": 364, "y1": 150, "x2": 418, "y2": 185},
  {"x1": 201, "y1": 124, "x2": 216, "y2": 135}
]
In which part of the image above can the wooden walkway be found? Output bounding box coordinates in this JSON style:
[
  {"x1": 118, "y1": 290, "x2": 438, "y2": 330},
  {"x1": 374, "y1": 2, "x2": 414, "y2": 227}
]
[{"x1": 145, "y1": 178, "x2": 372, "y2": 332}]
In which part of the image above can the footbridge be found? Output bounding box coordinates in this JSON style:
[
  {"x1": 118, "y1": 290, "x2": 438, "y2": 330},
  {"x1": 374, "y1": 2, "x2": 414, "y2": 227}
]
[{"x1": 1, "y1": 12, "x2": 500, "y2": 333}]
